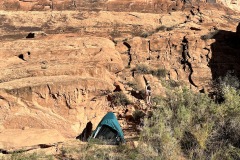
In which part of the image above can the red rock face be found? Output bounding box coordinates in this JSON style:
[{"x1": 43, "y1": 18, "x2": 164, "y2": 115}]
[
  {"x1": 0, "y1": 0, "x2": 240, "y2": 150},
  {"x1": 0, "y1": 0, "x2": 231, "y2": 12}
]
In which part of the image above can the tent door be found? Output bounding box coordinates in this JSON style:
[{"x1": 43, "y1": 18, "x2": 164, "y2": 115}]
[{"x1": 95, "y1": 125, "x2": 120, "y2": 144}]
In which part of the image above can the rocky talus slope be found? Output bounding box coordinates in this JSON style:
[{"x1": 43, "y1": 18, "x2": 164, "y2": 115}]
[{"x1": 0, "y1": 0, "x2": 240, "y2": 153}]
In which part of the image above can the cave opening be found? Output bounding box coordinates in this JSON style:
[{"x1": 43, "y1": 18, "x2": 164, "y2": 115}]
[
  {"x1": 26, "y1": 33, "x2": 35, "y2": 38},
  {"x1": 18, "y1": 54, "x2": 25, "y2": 61}
]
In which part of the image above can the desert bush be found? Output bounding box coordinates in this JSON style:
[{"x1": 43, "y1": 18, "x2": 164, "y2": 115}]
[
  {"x1": 138, "y1": 25, "x2": 175, "y2": 38},
  {"x1": 140, "y1": 107, "x2": 180, "y2": 159},
  {"x1": 133, "y1": 64, "x2": 168, "y2": 80},
  {"x1": 132, "y1": 110, "x2": 146, "y2": 122},
  {"x1": 139, "y1": 87, "x2": 218, "y2": 159},
  {"x1": 180, "y1": 131, "x2": 199, "y2": 157},
  {"x1": 139, "y1": 72, "x2": 240, "y2": 159},
  {"x1": 140, "y1": 32, "x2": 151, "y2": 38},
  {"x1": 160, "y1": 79, "x2": 182, "y2": 89},
  {"x1": 127, "y1": 81, "x2": 140, "y2": 91},
  {"x1": 133, "y1": 64, "x2": 151, "y2": 74},
  {"x1": 168, "y1": 80, "x2": 181, "y2": 88},
  {"x1": 111, "y1": 92, "x2": 131, "y2": 106},
  {"x1": 155, "y1": 25, "x2": 175, "y2": 32},
  {"x1": 155, "y1": 26, "x2": 167, "y2": 32},
  {"x1": 204, "y1": 78, "x2": 240, "y2": 160},
  {"x1": 76, "y1": 74, "x2": 239, "y2": 159},
  {"x1": 166, "y1": 26, "x2": 174, "y2": 31},
  {"x1": 212, "y1": 71, "x2": 239, "y2": 103},
  {"x1": 219, "y1": 71, "x2": 240, "y2": 89},
  {"x1": 151, "y1": 68, "x2": 167, "y2": 78},
  {"x1": 126, "y1": 81, "x2": 136, "y2": 88},
  {"x1": 138, "y1": 26, "x2": 167, "y2": 38},
  {"x1": 222, "y1": 86, "x2": 240, "y2": 116},
  {"x1": 151, "y1": 96, "x2": 163, "y2": 106},
  {"x1": 210, "y1": 146, "x2": 240, "y2": 160},
  {"x1": 224, "y1": 116, "x2": 240, "y2": 147}
]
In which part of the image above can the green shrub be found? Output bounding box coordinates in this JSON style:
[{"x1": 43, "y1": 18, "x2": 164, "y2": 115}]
[
  {"x1": 133, "y1": 64, "x2": 168, "y2": 80},
  {"x1": 151, "y1": 96, "x2": 162, "y2": 106},
  {"x1": 133, "y1": 64, "x2": 150, "y2": 74},
  {"x1": 151, "y1": 68, "x2": 167, "y2": 78},
  {"x1": 137, "y1": 25, "x2": 174, "y2": 38},
  {"x1": 168, "y1": 80, "x2": 181, "y2": 88},
  {"x1": 210, "y1": 145, "x2": 240, "y2": 160},
  {"x1": 140, "y1": 32, "x2": 150, "y2": 38},
  {"x1": 155, "y1": 26, "x2": 167, "y2": 32},
  {"x1": 220, "y1": 71, "x2": 239, "y2": 89},
  {"x1": 139, "y1": 87, "x2": 218, "y2": 159},
  {"x1": 166, "y1": 26, "x2": 174, "y2": 31},
  {"x1": 127, "y1": 81, "x2": 139, "y2": 91},
  {"x1": 111, "y1": 92, "x2": 131, "y2": 106},
  {"x1": 212, "y1": 71, "x2": 239, "y2": 103},
  {"x1": 161, "y1": 80, "x2": 184, "y2": 90},
  {"x1": 133, "y1": 110, "x2": 146, "y2": 122},
  {"x1": 139, "y1": 76, "x2": 240, "y2": 159}
]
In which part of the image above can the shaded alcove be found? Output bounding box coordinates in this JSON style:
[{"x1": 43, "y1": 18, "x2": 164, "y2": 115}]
[
  {"x1": 130, "y1": 90, "x2": 145, "y2": 100},
  {"x1": 208, "y1": 26, "x2": 240, "y2": 81},
  {"x1": 76, "y1": 121, "x2": 93, "y2": 142},
  {"x1": 113, "y1": 84, "x2": 121, "y2": 92},
  {"x1": 26, "y1": 32, "x2": 35, "y2": 38},
  {"x1": 18, "y1": 54, "x2": 25, "y2": 60}
]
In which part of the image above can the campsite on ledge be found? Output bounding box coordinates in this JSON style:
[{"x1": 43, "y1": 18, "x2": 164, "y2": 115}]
[{"x1": 0, "y1": 0, "x2": 240, "y2": 159}]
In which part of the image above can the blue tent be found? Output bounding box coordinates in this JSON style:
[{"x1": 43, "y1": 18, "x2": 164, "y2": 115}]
[{"x1": 90, "y1": 112, "x2": 125, "y2": 145}]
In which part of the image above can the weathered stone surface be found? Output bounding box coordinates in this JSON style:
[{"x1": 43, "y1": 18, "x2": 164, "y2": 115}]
[
  {"x1": 0, "y1": 35, "x2": 124, "y2": 141},
  {"x1": 1, "y1": 0, "x2": 238, "y2": 12},
  {"x1": 0, "y1": 129, "x2": 65, "y2": 151},
  {"x1": 0, "y1": 1, "x2": 240, "y2": 151}
]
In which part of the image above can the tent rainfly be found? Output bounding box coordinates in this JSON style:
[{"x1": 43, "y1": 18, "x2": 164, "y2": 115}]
[{"x1": 89, "y1": 112, "x2": 125, "y2": 145}]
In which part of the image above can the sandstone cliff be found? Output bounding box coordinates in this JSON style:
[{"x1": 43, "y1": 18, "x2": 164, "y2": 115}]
[
  {"x1": 1, "y1": 0, "x2": 240, "y2": 12},
  {"x1": 0, "y1": 0, "x2": 240, "y2": 152}
]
